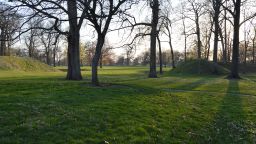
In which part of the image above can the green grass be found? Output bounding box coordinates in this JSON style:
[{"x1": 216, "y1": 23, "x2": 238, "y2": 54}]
[
  {"x1": 0, "y1": 56, "x2": 56, "y2": 72},
  {"x1": 172, "y1": 59, "x2": 229, "y2": 75},
  {"x1": 1, "y1": 66, "x2": 256, "y2": 143}
]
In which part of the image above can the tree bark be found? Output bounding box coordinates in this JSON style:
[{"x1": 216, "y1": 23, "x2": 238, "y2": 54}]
[
  {"x1": 206, "y1": 22, "x2": 213, "y2": 60},
  {"x1": 148, "y1": 0, "x2": 159, "y2": 78},
  {"x1": 0, "y1": 27, "x2": 6, "y2": 56},
  {"x1": 253, "y1": 35, "x2": 255, "y2": 63},
  {"x1": 157, "y1": 36, "x2": 163, "y2": 74},
  {"x1": 243, "y1": 16, "x2": 248, "y2": 65},
  {"x1": 219, "y1": 26, "x2": 226, "y2": 63},
  {"x1": 92, "y1": 35, "x2": 105, "y2": 86},
  {"x1": 229, "y1": 0, "x2": 241, "y2": 79},
  {"x1": 100, "y1": 55, "x2": 103, "y2": 68},
  {"x1": 195, "y1": 13, "x2": 202, "y2": 59},
  {"x1": 53, "y1": 47, "x2": 56, "y2": 67},
  {"x1": 182, "y1": 16, "x2": 187, "y2": 62},
  {"x1": 66, "y1": 0, "x2": 82, "y2": 80},
  {"x1": 224, "y1": 1, "x2": 228, "y2": 64},
  {"x1": 212, "y1": 0, "x2": 221, "y2": 63},
  {"x1": 213, "y1": 10, "x2": 219, "y2": 62}
]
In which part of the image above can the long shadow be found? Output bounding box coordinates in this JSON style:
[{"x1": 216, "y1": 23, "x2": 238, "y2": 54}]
[
  {"x1": 167, "y1": 78, "x2": 208, "y2": 91},
  {"x1": 206, "y1": 80, "x2": 249, "y2": 143}
]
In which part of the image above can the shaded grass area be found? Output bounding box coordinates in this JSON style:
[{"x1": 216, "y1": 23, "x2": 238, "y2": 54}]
[{"x1": 0, "y1": 66, "x2": 256, "y2": 143}]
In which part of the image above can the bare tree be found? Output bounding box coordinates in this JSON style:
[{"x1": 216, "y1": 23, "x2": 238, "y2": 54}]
[
  {"x1": 180, "y1": 2, "x2": 188, "y2": 62},
  {"x1": 187, "y1": 0, "x2": 207, "y2": 59},
  {"x1": 223, "y1": 0, "x2": 256, "y2": 78},
  {"x1": 11, "y1": 0, "x2": 87, "y2": 80},
  {"x1": 211, "y1": 0, "x2": 222, "y2": 63},
  {"x1": 24, "y1": 20, "x2": 40, "y2": 58},
  {"x1": 40, "y1": 30, "x2": 59, "y2": 65},
  {"x1": 81, "y1": 0, "x2": 139, "y2": 85},
  {"x1": 164, "y1": 19, "x2": 176, "y2": 68},
  {"x1": 0, "y1": 3, "x2": 20, "y2": 56},
  {"x1": 148, "y1": 0, "x2": 160, "y2": 78}
]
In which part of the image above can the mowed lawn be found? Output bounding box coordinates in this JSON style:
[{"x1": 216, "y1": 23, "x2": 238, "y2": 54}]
[{"x1": 1, "y1": 66, "x2": 256, "y2": 144}]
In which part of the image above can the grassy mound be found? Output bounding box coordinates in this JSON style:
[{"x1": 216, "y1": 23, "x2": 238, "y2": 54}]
[
  {"x1": 171, "y1": 59, "x2": 229, "y2": 75},
  {"x1": 0, "y1": 56, "x2": 56, "y2": 72}
]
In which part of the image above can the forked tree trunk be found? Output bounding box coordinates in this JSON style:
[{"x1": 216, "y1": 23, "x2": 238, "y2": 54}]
[
  {"x1": 66, "y1": 0, "x2": 82, "y2": 80},
  {"x1": 229, "y1": 0, "x2": 241, "y2": 79},
  {"x1": 149, "y1": 0, "x2": 159, "y2": 78}
]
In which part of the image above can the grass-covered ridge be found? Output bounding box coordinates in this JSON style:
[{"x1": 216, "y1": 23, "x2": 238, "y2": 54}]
[
  {"x1": 172, "y1": 59, "x2": 229, "y2": 75},
  {"x1": 0, "y1": 66, "x2": 256, "y2": 143},
  {"x1": 0, "y1": 56, "x2": 56, "y2": 72}
]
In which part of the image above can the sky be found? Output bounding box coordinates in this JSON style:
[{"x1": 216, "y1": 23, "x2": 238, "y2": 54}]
[{"x1": 2, "y1": 0, "x2": 256, "y2": 59}]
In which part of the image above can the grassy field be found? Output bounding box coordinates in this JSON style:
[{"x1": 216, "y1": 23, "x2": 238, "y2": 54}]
[{"x1": 1, "y1": 66, "x2": 256, "y2": 143}]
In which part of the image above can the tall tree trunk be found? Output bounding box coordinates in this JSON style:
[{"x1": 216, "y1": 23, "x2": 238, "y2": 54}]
[
  {"x1": 165, "y1": 23, "x2": 176, "y2": 68},
  {"x1": 157, "y1": 36, "x2": 163, "y2": 74},
  {"x1": 253, "y1": 36, "x2": 255, "y2": 63},
  {"x1": 92, "y1": 35, "x2": 105, "y2": 86},
  {"x1": 195, "y1": 13, "x2": 202, "y2": 59},
  {"x1": 224, "y1": 1, "x2": 228, "y2": 64},
  {"x1": 230, "y1": 0, "x2": 241, "y2": 78},
  {"x1": 206, "y1": 21, "x2": 213, "y2": 61},
  {"x1": 100, "y1": 54, "x2": 103, "y2": 68},
  {"x1": 182, "y1": 17, "x2": 187, "y2": 62},
  {"x1": 213, "y1": 1, "x2": 220, "y2": 63},
  {"x1": 244, "y1": 38, "x2": 247, "y2": 65},
  {"x1": 148, "y1": 0, "x2": 159, "y2": 78},
  {"x1": 206, "y1": 27, "x2": 212, "y2": 61},
  {"x1": 169, "y1": 40, "x2": 175, "y2": 69},
  {"x1": 0, "y1": 27, "x2": 6, "y2": 56},
  {"x1": 243, "y1": 9, "x2": 248, "y2": 65},
  {"x1": 229, "y1": 39, "x2": 232, "y2": 62},
  {"x1": 184, "y1": 34, "x2": 187, "y2": 62},
  {"x1": 53, "y1": 47, "x2": 56, "y2": 67},
  {"x1": 46, "y1": 51, "x2": 50, "y2": 65},
  {"x1": 66, "y1": 0, "x2": 82, "y2": 80},
  {"x1": 219, "y1": 26, "x2": 226, "y2": 63}
]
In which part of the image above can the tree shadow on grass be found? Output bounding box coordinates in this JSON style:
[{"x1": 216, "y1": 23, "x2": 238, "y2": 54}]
[
  {"x1": 206, "y1": 80, "x2": 249, "y2": 143},
  {"x1": 166, "y1": 78, "x2": 208, "y2": 91}
]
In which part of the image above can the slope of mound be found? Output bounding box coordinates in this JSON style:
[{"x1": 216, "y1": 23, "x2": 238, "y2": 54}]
[
  {"x1": 0, "y1": 56, "x2": 56, "y2": 72},
  {"x1": 171, "y1": 59, "x2": 229, "y2": 75},
  {"x1": 219, "y1": 63, "x2": 256, "y2": 73}
]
